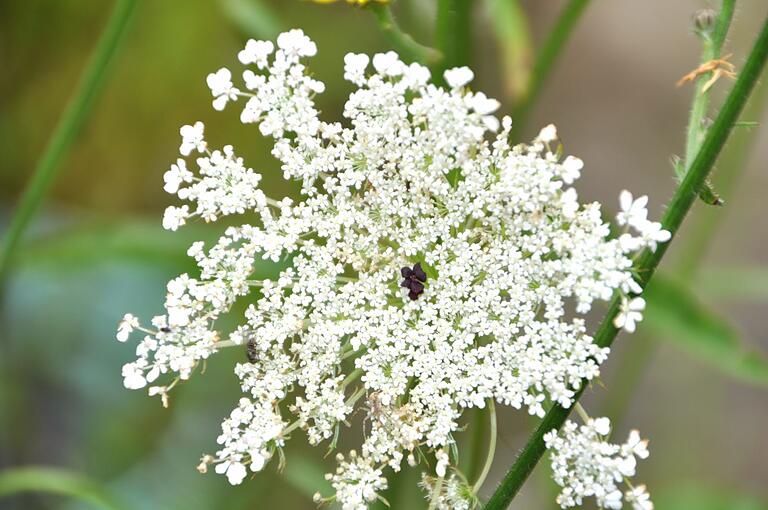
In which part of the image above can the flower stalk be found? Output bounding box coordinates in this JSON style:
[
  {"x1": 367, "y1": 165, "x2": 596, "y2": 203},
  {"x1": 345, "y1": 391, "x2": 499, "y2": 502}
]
[
  {"x1": 482, "y1": 12, "x2": 768, "y2": 509},
  {"x1": 472, "y1": 399, "x2": 497, "y2": 493}
]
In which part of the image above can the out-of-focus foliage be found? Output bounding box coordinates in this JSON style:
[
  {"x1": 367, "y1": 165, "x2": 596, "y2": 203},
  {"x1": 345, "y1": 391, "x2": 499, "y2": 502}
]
[{"x1": 645, "y1": 274, "x2": 768, "y2": 386}]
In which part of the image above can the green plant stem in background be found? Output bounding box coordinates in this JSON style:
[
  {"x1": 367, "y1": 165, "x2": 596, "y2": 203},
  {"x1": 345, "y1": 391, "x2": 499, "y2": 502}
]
[
  {"x1": 685, "y1": 0, "x2": 736, "y2": 167},
  {"x1": 433, "y1": 0, "x2": 474, "y2": 83},
  {"x1": 0, "y1": 0, "x2": 139, "y2": 283},
  {"x1": 678, "y1": 75, "x2": 768, "y2": 281},
  {"x1": 602, "y1": 0, "x2": 768, "y2": 425},
  {"x1": 511, "y1": 0, "x2": 591, "y2": 139},
  {"x1": 680, "y1": 0, "x2": 736, "y2": 205},
  {"x1": 369, "y1": 4, "x2": 440, "y2": 65},
  {"x1": 0, "y1": 467, "x2": 123, "y2": 510},
  {"x1": 602, "y1": 77, "x2": 768, "y2": 426},
  {"x1": 485, "y1": 0, "x2": 533, "y2": 103},
  {"x1": 472, "y1": 399, "x2": 497, "y2": 493},
  {"x1": 482, "y1": 13, "x2": 768, "y2": 509}
]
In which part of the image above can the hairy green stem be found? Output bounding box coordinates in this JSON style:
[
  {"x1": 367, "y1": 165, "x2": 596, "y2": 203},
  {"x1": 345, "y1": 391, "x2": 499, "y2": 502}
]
[
  {"x1": 369, "y1": 4, "x2": 439, "y2": 65},
  {"x1": 602, "y1": 0, "x2": 744, "y2": 426},
  {"x1": 511, "y1": 0, "x2": 592, "y2": 139},
  {"x1": 682, "y1": 0, "x2": 736, "y2": 204},
  {"x1": 0, "y1": 0, "x2": 139, "y2": 283},
  {"x1": 677, "y1": 75, "x2": 768, "y2": 280},
  {"x1": 482, "y1": 13, "x2": 768, "y2": 509},
  {"x1": 433, "y1": 0, "x2": 474, "y2": 83},
  {"x1": 685, "y1": 0, "x2": 736, "y2": 165}
]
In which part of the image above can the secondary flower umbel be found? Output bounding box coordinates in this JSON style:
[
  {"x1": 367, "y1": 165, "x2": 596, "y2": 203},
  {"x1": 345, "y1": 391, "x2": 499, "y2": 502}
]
[{"x1": 116, "y1": 29, "x2": 668, "y2": 509}]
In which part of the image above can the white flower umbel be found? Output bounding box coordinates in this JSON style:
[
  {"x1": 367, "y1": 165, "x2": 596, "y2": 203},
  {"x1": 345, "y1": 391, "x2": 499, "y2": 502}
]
[
  {"x1": 116, "y1": 29, "x2": 669, "y2": 508},
  {"x1": 544, "y1": 417, "x2": 653, "y2": 509}
]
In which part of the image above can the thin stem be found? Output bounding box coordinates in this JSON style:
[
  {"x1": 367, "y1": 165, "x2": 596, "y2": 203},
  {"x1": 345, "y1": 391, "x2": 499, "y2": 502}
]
[
  {"x1": 483, "y1": 13, "x2": 768, "y2": 510},
  {"x1": 511, "y1": 0, "x2": 592, "y2": 139},
  {"x1": 603, "y1": 0, "x2": 742, "y2": 425},
  {"x1": 573, "y1": 402, "x2": 590, "y2": 424},
  {"x1": 472, "y1": 399, "x2": 497, "y2": 493},
  {"x1": 685, "y1": 0, "x2": 736, "y2": 165},
  {"x1": 432, "y1": 0, "x2": 474, "y2": 84},
  {"x1": 465, "y1": 407, "x2": 487, "y2": 482},
  {"x1": 341, "y1": 368, "x2": 363, "y2": 388},
  {"x1": 682, "y1": 0, "x2": 736, "y2": 204},
  {"x1": 369, "y1": 4, "x2": 440, "y2": 65},
  {"x1": 0, "y1": 0, "x2": 140, "y2": 283},
  {"x1": 677, "y1": 76, "x2": 768, "y2": 280},
  {"x1": 428, "y1": 473, "x2": 445, "y2": 510}
]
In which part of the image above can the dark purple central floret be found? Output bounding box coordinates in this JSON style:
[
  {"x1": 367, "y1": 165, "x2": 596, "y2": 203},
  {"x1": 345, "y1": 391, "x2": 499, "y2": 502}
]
[{"x1": 400, "y1": 263, "x2": 427, "y2": 300}]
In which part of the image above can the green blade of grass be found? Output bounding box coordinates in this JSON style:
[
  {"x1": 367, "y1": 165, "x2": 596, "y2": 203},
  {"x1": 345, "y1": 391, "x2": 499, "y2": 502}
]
[
  {"x1": 0, "y1": 0, "x2": 140, "y2": 283},
  {"x1": 0, "y1": 467, "x2": 124, "y2": 510}
]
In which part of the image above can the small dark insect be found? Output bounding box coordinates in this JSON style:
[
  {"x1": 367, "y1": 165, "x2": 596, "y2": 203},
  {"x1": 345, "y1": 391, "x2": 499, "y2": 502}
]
[
  {"x1": 160, "y1": 326, "x2": 172, "y2": 333},
  {"x1": 400, "y1": 263, "x2": 427, "y2": 300},
  {"x1": 246, "y1": 338, "x2": 259, "y2": 363}
]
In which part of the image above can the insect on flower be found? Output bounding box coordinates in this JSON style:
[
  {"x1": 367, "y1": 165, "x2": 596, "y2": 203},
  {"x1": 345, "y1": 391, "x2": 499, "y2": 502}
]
[
  {"x1": 246, "y1": 337, "x2": 258, "y2": 363},
  {"x1": 400, "y1": 263, "x2": 427, "y2": 300}
]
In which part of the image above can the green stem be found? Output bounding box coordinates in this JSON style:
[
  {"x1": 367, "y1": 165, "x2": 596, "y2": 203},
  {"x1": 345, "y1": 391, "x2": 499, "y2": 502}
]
[
  {"x1": 482, "y1": 13, "x2": 768, "y2": 510},
  {"x1": 433, "y1": 0, "x2": 474, "y2": 84},
  {"x1": 682, "y1": 0, "x2": 736, "y2": 205},
  {"x1": 603, "y1": 0, "x2": 743, "y2": 426},
  {"x1": 0, "y1": 0, "x2": 139, "y2": 283},
  {"x1": 472, "y1": 399, "x2": 497, "y2": 493},
  {"x1": 428, "y1": 472, "x2": 445, "y2": 510},
  {"x1": 677, "y1": 75, "x2": 768, "y2": 280},
  {"x1": 511, "y1": 0, "x2": 591, "y2": 139},
  {"x1": 465, "y1": 407, "x2": 486, "y2": 482},
  {"x1": 369, "y1": 4, "x2": 440, "y2": 65},
  {"x1": 685, "y1": 0, "x2": 736, "y2": 165}
]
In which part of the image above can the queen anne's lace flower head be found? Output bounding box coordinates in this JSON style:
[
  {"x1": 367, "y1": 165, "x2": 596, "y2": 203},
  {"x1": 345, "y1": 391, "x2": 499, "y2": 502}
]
[
  {"x1": 116, "y1": 29, "x2": 668, "y2": 508},
  {"x1": 544, "y1": 417, "x2": 653, "y2": 509}
]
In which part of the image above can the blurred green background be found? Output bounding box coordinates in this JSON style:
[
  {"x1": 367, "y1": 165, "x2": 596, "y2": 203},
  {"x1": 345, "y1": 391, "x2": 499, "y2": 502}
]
[{"x1": 1, "y1": 1, "x2": 767, "y2": 509}]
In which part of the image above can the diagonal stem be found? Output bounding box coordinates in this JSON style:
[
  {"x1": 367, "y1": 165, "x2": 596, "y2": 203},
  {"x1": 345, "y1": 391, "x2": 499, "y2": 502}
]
[
  {"x1": 0, "y1": 0, "x2": 140, "y2": 283},
  {"x1": 482, "y1": 12, "x2": 768, "y2": 510}
]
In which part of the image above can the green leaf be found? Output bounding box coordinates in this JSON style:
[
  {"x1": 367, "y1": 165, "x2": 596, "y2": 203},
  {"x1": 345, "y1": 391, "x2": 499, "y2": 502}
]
[
  {"x1": 18, "y1": 219, "x2": 221, "y2": 271},
  {"x1": 696, "y1": 266, "x2": 768, "y2": 302},
  {"x1": 219, "y1": 0, "x2": 284, "y2": 39},
  {"x1": 656, "y1": 483, "x2": 767, "y2": 510},
  {"x1": 0, "y1": 467, "x2": 124, "y2": 510},
  {"x1": 485, "y1": 0, "x2": 532, "y2": 102},
  {"x1": 643, "y1": 274, "x2": 768, "y2": 386}
]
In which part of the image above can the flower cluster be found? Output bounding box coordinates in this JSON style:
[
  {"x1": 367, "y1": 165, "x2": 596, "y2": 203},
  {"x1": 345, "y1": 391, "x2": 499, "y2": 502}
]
[
  {"x1": 116, "y1": 29, "x2": 669, "y2": 508},
  {"x1": 544, "y1": 417, "x2": 652, "y2": 510}
]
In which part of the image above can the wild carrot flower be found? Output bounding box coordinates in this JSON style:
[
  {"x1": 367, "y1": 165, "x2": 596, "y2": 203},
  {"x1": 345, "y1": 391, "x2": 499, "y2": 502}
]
[
  {"x1": 544, "y1": 417, "x2": 653, "y2": 509},
  {"x1": 116, "y1": 29, "x2": 668, "y2": 508}
]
